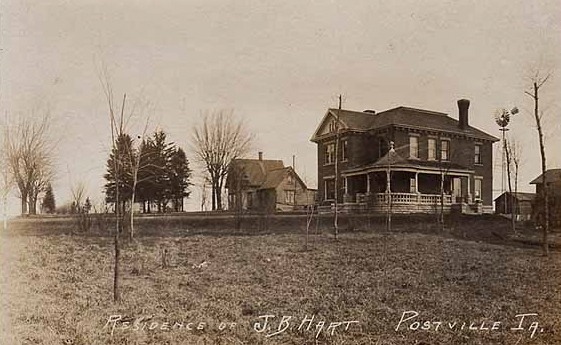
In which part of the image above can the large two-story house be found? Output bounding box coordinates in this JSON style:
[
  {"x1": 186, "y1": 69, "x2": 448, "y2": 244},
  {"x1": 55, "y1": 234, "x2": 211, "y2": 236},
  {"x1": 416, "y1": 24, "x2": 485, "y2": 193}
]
[{"x1": 310, "y1": 99, "x2": 499, "y2": 214}]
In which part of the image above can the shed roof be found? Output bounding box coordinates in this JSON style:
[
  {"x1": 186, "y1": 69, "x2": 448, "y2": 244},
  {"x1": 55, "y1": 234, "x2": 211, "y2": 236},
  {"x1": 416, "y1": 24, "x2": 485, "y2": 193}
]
[
  {"x1": 494, "y1": 192, "x2": 536, "y2": 202},
  {"x1": 529, "y1": 169, "x2": 561, "y2": 184}
]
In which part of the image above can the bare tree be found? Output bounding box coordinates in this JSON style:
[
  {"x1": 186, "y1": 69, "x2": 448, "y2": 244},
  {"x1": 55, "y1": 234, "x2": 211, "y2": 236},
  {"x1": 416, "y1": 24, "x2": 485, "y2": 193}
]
[
  {"x1": 524, "y1": 71, "x2": 551, "y2": 256},
  {"x1": 504, "y1": 138, "x2": 522, "y2": 232},
  {"x1": 99, "y1": 67, "x2": 127, "y2": 302},
  {"x1": 0, "y1": 143, "x2": 13, "y2": 230},
  {"x1": 3, "y1": 111, "x2": 55, "y2": 216},
  {"x1": 192, "y1": 110, "x2": 253, "y2": 211},
  {"x1": 71, "y1": 180, "x2": 86, "y2": 210},
  {"x1": 124, "y1": 117, "x2": 151, "y2": 240}
]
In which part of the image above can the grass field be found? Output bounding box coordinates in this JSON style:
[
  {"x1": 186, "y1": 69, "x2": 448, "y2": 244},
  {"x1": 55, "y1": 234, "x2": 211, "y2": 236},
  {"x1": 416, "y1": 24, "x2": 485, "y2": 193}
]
[{"x1": 1, "y1": 218, "x2": 561, "y2": 344}]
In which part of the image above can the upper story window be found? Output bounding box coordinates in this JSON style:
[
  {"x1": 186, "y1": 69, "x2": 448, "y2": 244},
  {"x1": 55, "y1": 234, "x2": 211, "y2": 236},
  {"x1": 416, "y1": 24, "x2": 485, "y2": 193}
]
[
  {"x1": 324, "y1": 143, "x2": 335, "y2": 164},
  {"x1": 441, "y1": 140, "x2": 450, "y2": 161},
  {"x1": 428, "y1": 138, "x2": 436, "y2": 161},
  {"x1": 379, "y1": 138, "x2": 388, "y2": 157},
  {"x1": 287, "y1": 173, "x2": 294, "y2": 185},
  {"x1": 474, "y1": 144, "x2": 482, "y2": 164},
  {"x1": 328, "y1": 120, "x2": 338, "y2": 133},
  {"x1": 409, "y1": 136, "x2": 419, "y2": 159},
  {"x1": 341, "y1": 139, "x2": 348, "y2": 161}
]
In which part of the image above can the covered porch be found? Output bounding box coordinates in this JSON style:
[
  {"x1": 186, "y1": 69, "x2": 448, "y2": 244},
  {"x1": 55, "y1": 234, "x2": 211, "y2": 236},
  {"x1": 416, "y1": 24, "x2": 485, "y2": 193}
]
[{"x1": 341, "y1": 167, "x2": 475, "y2": 214}]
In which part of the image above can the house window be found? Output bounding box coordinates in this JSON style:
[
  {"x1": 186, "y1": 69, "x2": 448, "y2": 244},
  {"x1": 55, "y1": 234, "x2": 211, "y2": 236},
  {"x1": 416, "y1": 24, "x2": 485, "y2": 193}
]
[
  {"x1": 328, "y1": 120, "x2": 338, "y2": 133},
  {"x1": 409, "y1": 136, "x2": 419, "y2": 159},
  {"x1": 441, "y1": 140, "x2": 450, "y2": 161},
  {"x1": 474, "y1": 144, "x2": 482, "y2": 164},
  {"x1": 428, "y1": 138, "x2": 436, "y2": 160},
  {"x1": 285, "y1": 190, "x2": 295, "y2": 204},
  {"x1": 287, "y1": 174, "x2": 294, "y2": 185},
  {"x1": 324, "y1": 143, "x2": 335, "y2": 164},
  {"x1": 341, "y1": 139, "x2": 348, "y2": 161},
  {"x1": 324, "y1": 179, "x2": 335, "y2": 200},
  {"x1": 379, "y1": 138, "x2": 388, "y2": 157},
  {"x1": 474, "y1": 178, "x2": 482, "y2": 200}
]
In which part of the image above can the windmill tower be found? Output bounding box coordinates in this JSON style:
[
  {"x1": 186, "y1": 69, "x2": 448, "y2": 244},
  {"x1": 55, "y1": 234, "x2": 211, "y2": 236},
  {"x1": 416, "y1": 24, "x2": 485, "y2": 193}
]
[{"x1": 494, "y1": 107, "x2": 519, "y2": 213}]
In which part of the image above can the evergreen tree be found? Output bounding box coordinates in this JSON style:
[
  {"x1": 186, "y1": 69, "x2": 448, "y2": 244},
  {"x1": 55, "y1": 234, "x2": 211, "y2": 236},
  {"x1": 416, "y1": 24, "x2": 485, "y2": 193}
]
[
  {"x1": 104, "y1": 133, "x2": 134, "y2": 206},
  {"x1": 42, "y1": 183, "x2": 56, "y2": 214},
  {"x1": 104, "y1": 130, "x2": 192, "y2": 214},
  {"x1": 168, "y1": 147, "x2": 192, "y2": 212}
]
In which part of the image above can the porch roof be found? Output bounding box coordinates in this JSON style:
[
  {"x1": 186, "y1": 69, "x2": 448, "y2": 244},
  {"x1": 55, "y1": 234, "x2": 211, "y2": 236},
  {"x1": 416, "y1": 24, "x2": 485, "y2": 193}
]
[{"x1": 342, "y1": 152, "x2": 473, "y2": 176}]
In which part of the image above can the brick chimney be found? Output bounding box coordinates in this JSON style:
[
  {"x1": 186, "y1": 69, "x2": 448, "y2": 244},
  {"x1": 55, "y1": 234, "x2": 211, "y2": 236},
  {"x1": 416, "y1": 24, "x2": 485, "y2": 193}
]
[
  {"x1": 458, "y1": 99, "x2": 470, "y2": 129},
  {"x1": 258, "y1": 151, "x2": 263, "y2": 161}
]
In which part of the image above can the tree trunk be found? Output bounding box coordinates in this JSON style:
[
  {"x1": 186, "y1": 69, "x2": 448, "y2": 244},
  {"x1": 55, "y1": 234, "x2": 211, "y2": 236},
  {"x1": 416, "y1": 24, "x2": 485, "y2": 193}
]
[
  {"x1": 113, "y1": 233, "x2": 120, "y2": 302},
  {"x1": 28, "y1": 194, "x2": 37, "y2": 215},
  {"x1": 21, "y1": 191, "x2": 28, "y2": 215},
  {"x1": 130, "y1": 191, "x2": 136, "y2": 240},
  {"x1": 504, "y1": 138, "x2": 515, "y2": 232},
  {"x1": 439, "y1": 173, "x2": 445, "y2": 230},
  {"x1": 216, "y1": 186, "x2": 222, "y2": 210},
  {"x1": 532, "y1": 82, "x2": 549, "y2": 256}
]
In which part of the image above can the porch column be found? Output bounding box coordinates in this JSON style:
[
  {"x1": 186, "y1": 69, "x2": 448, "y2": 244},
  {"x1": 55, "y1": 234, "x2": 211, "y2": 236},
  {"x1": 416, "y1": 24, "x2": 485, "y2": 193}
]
[
  {"x1": 366, "y1": 173, "x2": 371, "y2": 194},
  {"x1": 415, "y1": 172, "x2": 420, "y2": 205},
  {"x1": 386, "y1": 170, "x2": 391, "y2": 193},
  {"x1": 344, "y1": 176, "x2": 348, "y2": 194},
  {"x1": 467, "y1": 175, "x2": 471, "y2": 204}
]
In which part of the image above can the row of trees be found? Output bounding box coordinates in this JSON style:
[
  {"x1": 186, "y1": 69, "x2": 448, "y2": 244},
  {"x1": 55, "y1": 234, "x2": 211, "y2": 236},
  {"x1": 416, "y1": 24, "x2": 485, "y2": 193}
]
[{"x1": 104, "y1": 129, "x2": 192, "y2": 214}]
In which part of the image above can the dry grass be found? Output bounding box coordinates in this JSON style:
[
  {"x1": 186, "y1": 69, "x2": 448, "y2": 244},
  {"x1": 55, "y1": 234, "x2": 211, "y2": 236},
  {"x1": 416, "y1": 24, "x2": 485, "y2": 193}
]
[{"x1": 1, "y1": 229, "x2": 561, "y2": 344}]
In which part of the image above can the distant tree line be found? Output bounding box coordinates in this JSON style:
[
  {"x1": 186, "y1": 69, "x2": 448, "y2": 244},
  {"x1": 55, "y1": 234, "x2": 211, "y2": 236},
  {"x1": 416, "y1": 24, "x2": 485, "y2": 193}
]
[{"x1": 104, "y1": 129, "x2": 192, "y2": 213}]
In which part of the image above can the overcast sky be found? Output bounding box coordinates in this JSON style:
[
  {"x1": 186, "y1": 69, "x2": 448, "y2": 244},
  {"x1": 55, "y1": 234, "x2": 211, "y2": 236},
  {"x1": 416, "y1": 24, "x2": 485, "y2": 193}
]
[{"x1": 1, "y1": 0, "x2": 560, "y2": 212}]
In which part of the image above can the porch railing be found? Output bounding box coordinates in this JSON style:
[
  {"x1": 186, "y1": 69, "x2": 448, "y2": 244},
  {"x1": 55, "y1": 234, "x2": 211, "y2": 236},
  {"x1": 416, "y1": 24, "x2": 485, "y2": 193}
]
[{"x1": 356, "y1": 192, "x2": 452, "y2": 205}]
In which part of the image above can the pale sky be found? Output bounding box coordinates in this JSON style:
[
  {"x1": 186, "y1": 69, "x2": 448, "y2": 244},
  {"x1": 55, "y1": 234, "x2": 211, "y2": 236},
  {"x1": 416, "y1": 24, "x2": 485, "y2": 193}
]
[{"x1": 1, "y1": 0, "x2": 560, "y2": 212}]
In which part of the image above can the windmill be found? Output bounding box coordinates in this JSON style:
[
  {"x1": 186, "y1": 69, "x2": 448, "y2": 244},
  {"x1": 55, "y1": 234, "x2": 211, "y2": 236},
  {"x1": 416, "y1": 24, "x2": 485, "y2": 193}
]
[{"x1": 494, "y1": 107, "x2": 519, "y2": 213}]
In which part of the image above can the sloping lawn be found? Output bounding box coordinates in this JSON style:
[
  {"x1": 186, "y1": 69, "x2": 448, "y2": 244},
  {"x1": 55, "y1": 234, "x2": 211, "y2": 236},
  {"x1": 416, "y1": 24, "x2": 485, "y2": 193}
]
[{"x1": 1, "y1": 231, "x2": 560, "y2": 344}]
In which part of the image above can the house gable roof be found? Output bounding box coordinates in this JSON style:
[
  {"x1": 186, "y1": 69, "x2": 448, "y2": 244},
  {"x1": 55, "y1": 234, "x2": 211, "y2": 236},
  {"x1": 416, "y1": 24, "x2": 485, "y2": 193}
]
[
  {"x1": 310, "y1": 106, "x2": 499, "y2": 142},
  {"x1": 529, "y1": 169, "x2": 561, "y2": 184},
  {"x1": 228, "y1": 159, "x2": 284, "y2": 187},
  {"x1": 227, "y1": 160, "x2": 308, "y2": 190},
  {"x1": 260, "y1": 167, "x2": 307, "y2": 190}
]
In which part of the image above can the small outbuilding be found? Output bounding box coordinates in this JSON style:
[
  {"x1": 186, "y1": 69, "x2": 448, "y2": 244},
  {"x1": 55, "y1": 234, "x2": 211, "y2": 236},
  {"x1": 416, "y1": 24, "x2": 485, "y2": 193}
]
[{"x1": 494, "y1": 192, "x2": 535, "y2": 221}]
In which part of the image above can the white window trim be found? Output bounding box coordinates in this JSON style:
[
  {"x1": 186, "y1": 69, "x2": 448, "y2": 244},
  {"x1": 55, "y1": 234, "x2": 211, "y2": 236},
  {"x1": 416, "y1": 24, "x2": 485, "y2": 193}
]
[
  {"x1": 324, "y1": 178, "x2": 335, "y2": 201},
  {"x1": 474, "y1": 143, "x2": 483, "y2": 165},
  {"x1": 427, "y1": 138, "x2": 437, "y2": 161},
  {"x1": 440, "y1": 138, "x2": 451, "y2": 162},
  {"x1": 474, "y1": 176, "x2": 483, "y2": 201},
  {"x1": 324, "y1": 142, "x2": 336, "y2": 165},
  {"x1": 341, "y1": 139, "x2": 349, "y2": 162},
  {"x1": 409, "y1": 135, "x2": 420, "y2": 159}
]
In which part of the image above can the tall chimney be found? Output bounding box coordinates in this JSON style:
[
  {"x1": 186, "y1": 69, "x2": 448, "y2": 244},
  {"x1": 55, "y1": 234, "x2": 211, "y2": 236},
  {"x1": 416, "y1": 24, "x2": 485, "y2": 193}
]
[
  {"x1": 458, "y1": 99, "x2": 470, "y2": 129},
  {"x1": 258, "y1": 151, "x2": 263, "y2": 161}
]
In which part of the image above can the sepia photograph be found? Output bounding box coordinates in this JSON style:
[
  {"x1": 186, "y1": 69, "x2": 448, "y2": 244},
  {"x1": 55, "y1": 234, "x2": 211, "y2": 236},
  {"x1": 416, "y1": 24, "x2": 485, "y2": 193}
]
[{"x1": 1, "y1": 1, "x2": 560, "y2": 344}]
